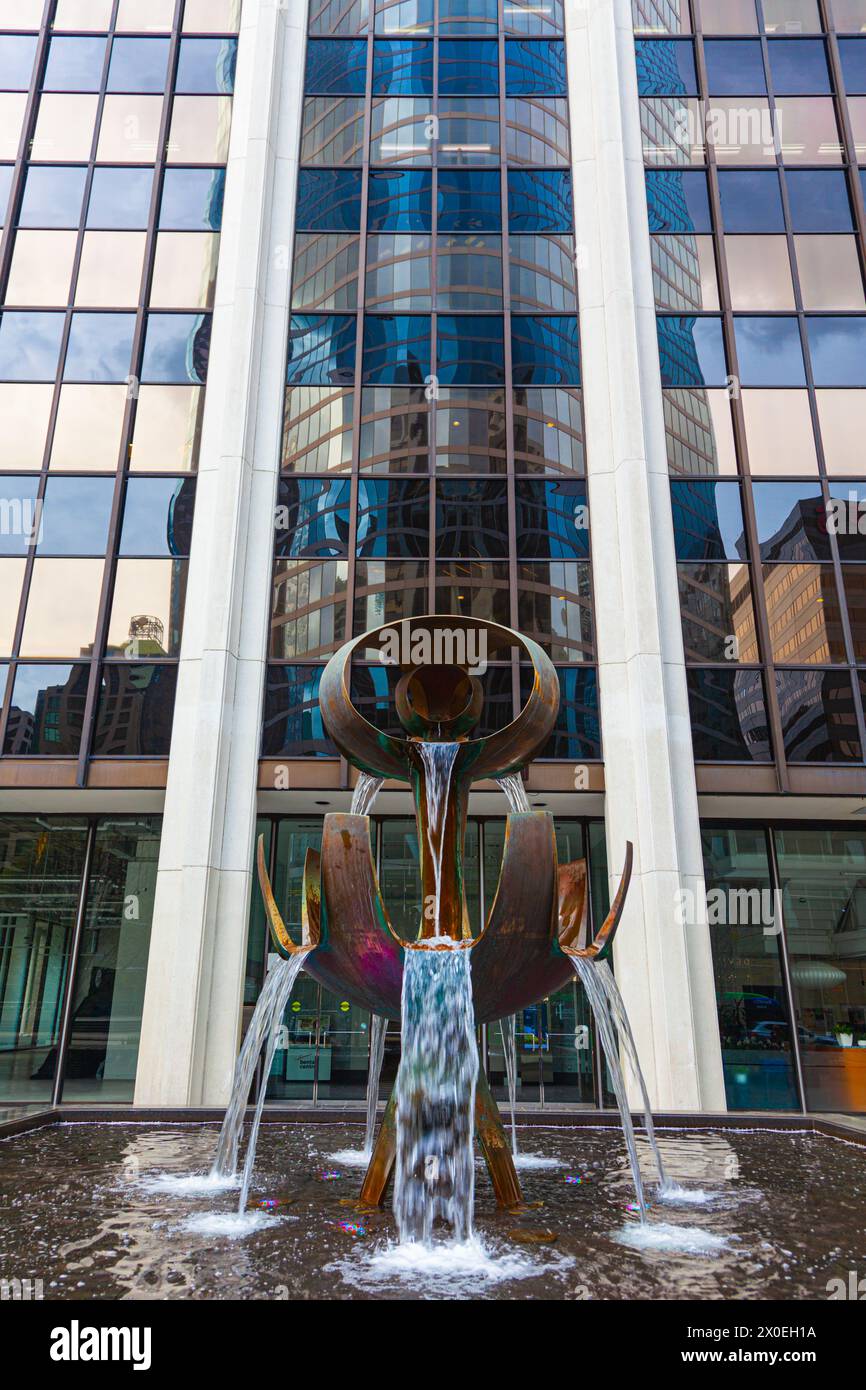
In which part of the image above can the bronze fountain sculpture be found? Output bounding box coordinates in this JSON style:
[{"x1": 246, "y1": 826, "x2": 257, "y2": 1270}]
[{"x1": 257, "y1": 616, "x2": 632, "y2": 1213}]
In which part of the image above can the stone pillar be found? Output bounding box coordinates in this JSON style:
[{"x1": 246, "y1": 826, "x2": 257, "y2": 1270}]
[
  {"x1": 566, "y1": 0, "x2": 726, "y2": 1111},
  {"x1": 135, "y1": 0, "x2": 305, "y2": 1106}
]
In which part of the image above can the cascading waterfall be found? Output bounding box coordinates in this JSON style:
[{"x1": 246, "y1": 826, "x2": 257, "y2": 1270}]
[
  {"x1": 211, "y1": 953, "x2": 306, "y2": 1206},
  {"x1": 351, "y1": 772, "x2": 384, "y2": 817},
  {"x1": 497, "y1": 772, "x2": 530, "y2": 815},
  {"x1": 417, "y1": 742, "x2": 460, "y2": 926},
  {"x1": 594, "y1": 958, "x2": 668, "y2": 1190},
  {"x1": 499, "y1": 1015, "x2": 519, "y2": 1158},
  {"x1": 393, "y1": 945, "x2": 479, "y2": 1245},
  {"x1": 571, "y1": 956, "x2": 648, "y2": 1220},
  {"x1": 364, "y1": 1014, "x2": 388, "y2": 1156}
]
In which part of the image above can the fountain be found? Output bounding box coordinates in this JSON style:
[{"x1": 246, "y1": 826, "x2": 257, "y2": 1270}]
[{"x1": 244, "y1": 614, "x2": 655, "y2": 1240}]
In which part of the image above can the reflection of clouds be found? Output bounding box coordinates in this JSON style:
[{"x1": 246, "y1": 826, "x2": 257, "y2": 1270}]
[
  {"x1": 142, "y1": 315, "x2": 209, "y2": 385},
  {"x1": 0, "y1": 312, "x2": 64, "y2": 381},
  {"x1": 65, "y1": 314, "x2": 135, "y2": 382}
]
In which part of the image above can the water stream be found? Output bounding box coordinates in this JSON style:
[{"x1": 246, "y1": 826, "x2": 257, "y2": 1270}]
[
  {"x1": 498, "y1": 772, "x2": 530, "y2": 814},
  {"x1": 595, "y1": 958, "x2": 669, "y2": 1190},
  {"x1": 351, "y1": 772, "x2": 384, "y2": 817},
  {"x1": 499, "y1": 1015, "x2": 519, "y2": 1158},
  {"x1": 393, "y1": 945, "x2": 479, "y2": 1245},
  {"x1": 364, "y1": 1014, "x2": 388, "y2": 1156},
  {"x1": 417, "y1": 743, "x2": 460, "y2": 929}
]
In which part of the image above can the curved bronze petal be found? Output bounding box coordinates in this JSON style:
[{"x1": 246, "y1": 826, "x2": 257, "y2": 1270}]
[
  {"x1": 257, "y1": 834, "x2": 314, "y2": 959},
  {"x1": 557, "y1": 859, "x2": 589, "y2": 953},
  {"x1": 302, "y1": 813, "x2": 405, "y2": 1019},
  {"x1": 562, "y1": 842, "x2": 634, "y2": 962}
]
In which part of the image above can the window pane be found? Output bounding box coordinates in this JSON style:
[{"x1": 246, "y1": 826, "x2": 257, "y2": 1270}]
[
  {"x1": 762, "y1": 0, "x2": 821, "y2": 31},
  {"x1": 293, "y1": 232, "x2": 360, "y2": 312},
  {"x1": 354, "y1": 559, "x2": 428, "y2": 632},
  {"x1": 718, "y1": 170, "x2": 784, "y2": 231},
  {"x1": 657, "y1": 316, "x2": 728, "y2": 387},
  {"x1": 764, "y1": 563, "x2": 846, "y2": 664},
  {"x1": 651, "y1": 234, "x2": 719, "y2": 311},
  {"x1": 299, "y1": 168, "x2": 364, "y2": 231},
  {"x1": 117, "y1": 0, "x2": 176, "y2": 30},
  {"x1": 362, "y1": 314, "x2": 431, "y2": 384},
  {"x1": 434, "y1": 562, "x2": 509, "y2": 625},
  {"x1": 785, "y1": 169, "x2": 854, "y2": 231},
  {"x1": 75, "y1": 231, "x2": 146, "y2": 306},
  {"x1": 504, "y1": 96, "x2": 568, "y2": 166},
  {"x1": 645, "y1": 170, "x2": 712, "y2": 233},
  {"x1": 367, "y1": 169, "x2": 431, "y2": 231},
  {"x1": 175, "y1": 38, "x2": 238, "y2": 95},
  {"x1": 840, "y1": 37, "x2": 866, "y2": 91},
  {"x1": 51, "y1": 385, "x2": 127, "y2": 471},
  {"x1": 752, "y1": 480, "x2": 828, "y2": 561},
  {"x1": 768, "y1": 38, "x2": 831, "y2": 94},
  {"x1": 183, "y1": 0, "x2": 242, "y2": 29},
  {"x1": 832, "y1": 0, "x2": 866, "y2": 32},
  {"x1": 438, "y1": 38, "x2": 499, "y2": 94},
  {"x1": 141, "y1": 313, "x2": 211, "y2": 384},
  {"x1": 704, "y1": 40, "x2": 766, "y2": 96},
  {"x1": 53, "y1": 0, "x2": 113, "y2": 28},
  {"x1": 97, "y1": 95, "x2": 163, "y2": 163},
  {"x1": 32, "y1": 94, "x2": 99, "y2": 161},
  {"x1": 508, "y1": 170, "x2": 572, "y2": 232},
  {"x1": 150, "y1": 231, "x2": 220, "y2": 310},
  {"x1": 734, "y1": 316, "x2": 806, "y2": 387},
  {"x1": 262, "y1": 665, "x2": 335, "y2": 758},
  {"x1": 6, "y1": 230, "x2": 77, "y2": 306},
  {"x1": 87, "y1": 167, "x2": 154, "y2": 228},
  {"x1": 287, "y1": 313, "x2": 357, "y2": 385},
  {"x1": 743, "y1": 390, "x2": 818, "y2": 475},
  {"x1": 437, "y1": 234, "x2": 502, "y2": 310},
  {"x1": 372, "y1": 39, "x2": 433, "y2": 95},
  {"x1": 44, "y1": 36, "x2": 106, "y2": 92},
  {"x1": 776, "y1": 669, "x2": 862, "y2": 761},
  {"x1": 167, "y1": 96, "x2": 233, "y2": 164},
  {"x1": 0, "y1": 94, "x2": 26, "y2": 161},
  {"x1": 129, "y1": 384, "x2": 204, "y2": 473},
  {"x1": 671, "y1": 480, "x2": 746, "y2": 561},
  {"x1": 707, "y1": 99, "x2": 775, "y2": 165},
  {"x1": 520, "y1": 666, "x2": 600, "y2": 760},
  {"x1": 699, "y1": 0, "x2": 759, "y2": 33},
  {"x1": 435, "y1": 479, "x2": 508, "y2": 557},
  {"x1": 358, "y1": 386, "x2": 428, "y2": 472},
  {"x1": 275, "y1": 478, "x2": 352, "y2": 559},
  {"x1": 355, "y1": 477, "x2": 429, "y2": 557},
  {"x1": 511, "y1": 314, "x2": 580, "y2": 385},
  {"x1": 438, "y1": 169, "x2": 501, "y2": 231},
  {"x1": 829, "y1": 482, "x2": 866, "y2": 560},
  {"x1": 774, "y1": 96, "x2": 842, "y2": 163},
  {"x1": 0, "y1": 477, "x2": 39, "y2": 556},
  {"x1": 92, "y1": 664, "x2": 178, "y2": 756},
  {"x1": 0, "y1": 312, "x2": 65, "y2": 382},
  {"x1": 678, "y1": 563, "x2": 755, "y2": 663},
  {"x1": 816, "y1": 389, "x2": 866, "y2": 474},
  {"x1": 635, "y1": 39, "x2": 698, "y2": 96},
  {"x1": 436, "y1": 312, "x2": 505, "y2": 384},
  {"x1": 119, "y1": 477, "x2": 196, "y2": 556},
  {"x1": 38, "y1": 476, "x2": 114, "y2": 555},
  {"x1": 517, "y1": 561, "x2": 593, "y2": 660},
  {"x1": 106, "y1": 559, "x2": 187, "y2": 656},
  {"x1": 0, "y1": 384, "x2": 53, "y2": 468},
  {"x1": 515, "y1": 479, "x2": 589, "y2": 559},
  {"x1": 0, "y1": 0, "x2": 43, "y2": 27},
  {"x1": 20, "y1": 558, "x2": 103, "y2": 656},
  {"x1": 20, "y1": 166, "x2": 88, "y2": 228},
  {"x1": 794, "y1": 234, "x2": 865, "y2": 310},
  {"x1": 513, "y1": 387, "x2": 584, "y2": 475},
  {"x1": 5, "y1": 666, "x2": 90, "y2": 756},
  {"x1": 0, "y1": 559, "x2": 24, "y2": 654},
  {"x1": 687, "y1": 668, "x2": 772, "y2": 761},
  {"x1": 107, "y1": 37, "x2": 170, "y2": 93},
  {"x1": 283, "y1": 387, "x2": 354, "y2": 474},
  {"x1": 270, "y1": 559, "x2": 348, "y2": 659},
  {"x1": 302, "y1": 96, "x2": 366, "y2": 165},
  {"x1": 159, "y1": 168, "x2": 225, "y2": 231},
  {"x1": 64, "y1": 312, "x2": 136, "y2": 382},
  {"x1": 726, "y1": 236, "x2": 794, "y2": 310},
  {"x1": 510, "y1": 235, "x2": 577, "y2": 311},
  {"x1": 808, "y1": 316, "x2": 866, "y2": 385}
]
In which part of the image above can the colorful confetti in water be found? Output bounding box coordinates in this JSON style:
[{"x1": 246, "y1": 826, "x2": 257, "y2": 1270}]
[
  {"x1": 254, "y1": 1197, "x2": 295, "y2": 1211},
  {"x1": 565, "y1": 1175, "x2": 583, "y2": 1185},
  {"x1": 337, "y1": 1221, "x2": 366, "y2": 1237},
  {"x1": 320, "y1": 1171, "x2": 342, "y2": 1181}
]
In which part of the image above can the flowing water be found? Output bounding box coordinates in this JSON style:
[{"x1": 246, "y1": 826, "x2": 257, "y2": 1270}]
[
  {"x1": 364, "y1": 1014, "x2": 388, "y2": 1156},
  {"x1": 499, "y1": 1015, "x2": 519, "y2": 1158},
  {"x1": 571, "y1": 956, "x2": 648, "y2": 1219},
  {"x1": 417, "y1": 742, "x2": 460, "y2": 929},
  {"x1": 211, "y1": 953, "x2": 306, "y2": 1205},
  {"x1": 594, "y1": 958, "x2": 669, "y2": 1189},
  {"x1": 351, "y1": 772, "x2": 384, "y2": 817},
  {"x1": 498, "y1": 772, "x2": 531, "y2": 814},
  {"x1": 393, "y1": 945, "x2": 479, "y2": 1245}
]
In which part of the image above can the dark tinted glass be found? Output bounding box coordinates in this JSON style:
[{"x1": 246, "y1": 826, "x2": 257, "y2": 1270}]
[
  {"x1": 355, "y1": 478, "x2": 429, "y2": 558},
  {"x1": 508, "y1": 170, "x2": 573, "y2": 232},
  {"x1": 88, "y1": 167, "x2": 154, "y2": 228},
  {"x1": 175, "y1": 37, "x2": 238, "y2": 94},
  {"x1": 521, "y1": 665, "x2": 601, "y2": 760},
  {"x1": 515, "y1": 478, "x2": 589, "y2": 559},
  {"x1": 0, "y1": 34, "x2": 37, "y2": 90},
  {"x1": 511, "y1": 315, "x2": 580, "y2": 386},
  {"x1": 704, "y1": 39, "x2": 766, "y2": 95},
  {"x1": 141, "y1": 313, "x2": 211, "y2": 385},
  {"x1": 635, "y1": 39, "x2": 698, "y2": 96},
  {"x1": 44, "y1": 36, "x2": 105, "y2": 91},
  {"x1": 776, "y1": 669, "x2": 862, "y2": 763},
  {"x1": 504, "y1": 39, "x2": 567, "y2": 95},
  {"x1": 808, "y1": 316, "x2": 866, "y2": 386},
  {"x1": 658, "y1": 316, "x2": 728, "y2": 387},
  {"x1": 752, "y1": 481, "x2": 828, "y2": 562},
  {"x1": 4, "y1": 664, "x2": 89, "y2": 756},
  {"x1": 437, "y1": 313, "x2": 505, "y2": 385},
  {"x1": 38, "y1": 477, "x2": 114, "y2": 555},
  {"x1": 671, "y1": 481, "x2": 747, "y2": 562},
  {"x1": 64, "y1": 313, "x2": 136, "y2": 383},
  {"x1": 786, "y1": 169, "x2": 853, "y2": 232},
  {"x1": 372, "y1": 39, "x2": 434, "y2": 94},
  {"x1": 362, "y1": 315, "x2": 431, "y2": 385},
  {"x1": 435, "y1": 479, "x2": 508, "y2": 557},
  {"x1": 92, "y1": 664, "x2": 178, "y2": 757},
  {"x1": 297, "y1": 169, "x2": 363, "y2": 231},
  {"x1": 687, "y1": 668, "x2": 772, "y2": 762},
  {"x1": 305, "y1": 37, "x2": 368, "y2": 94},
  {"x1": 839, "y1": 38, "x2": 866, "y2": 94},
  {"x1": 19, "y1": 166, "x2": 87, "y2": 228},
  {"x1": 645, "y1": 169, "x2": 712, "y2": 233},
  {"x1": 438, "y1": 169, "x2": 500, "y2": 230},
  {"x1": 275, "y1": 478, "x2": 352, "y2": 559},
  {"x1": 718, "y1": 170, "x2": 784, "y2": 232},
  {"x1": 159, "y1": 168, "x2": 226, "y2": 231},
  {"x1": 367, "y1": 170, "x2": 432, "y2": 231},
  {"x1": 768, "y1": 39, "x2": 831, "y2": 94},
  {"x1": 438, "y1": 39, "x2": 499, "y2": 93},
  {"x1": 119, "y1": 478, "x2": 196, "y2": 557},
  {"x1": 107, "y1": 37, "x2": 170, "y2": 93},
  {"x1": 262, "y1": 666, "x2": 335, "y2": 758}
]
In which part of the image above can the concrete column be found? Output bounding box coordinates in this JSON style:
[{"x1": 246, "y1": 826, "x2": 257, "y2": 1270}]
[
  {"x1": 566, "y1": 0, "x2": 726, "y2": 1111},
  {"x1": 135, "y1": 0, "x2": 305, "y2": 1106}
]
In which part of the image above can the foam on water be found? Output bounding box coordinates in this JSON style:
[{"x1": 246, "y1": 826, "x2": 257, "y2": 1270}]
[
  {"x1": 138, "y1": 1171, "x2": 240, "y2": 1197},
  {"x1": 614, "y1": 1221, "x2": 731, "y2": 1255},
  {"x1": 327, "y1": 1148, "x2": 372, "y2": 1169},
  {"x1": 331, "y1": 1235, "x2": 573, "y2": 1295},
  {"x1": 514, "y1": 1154, "x2": 561, "y2": 1171},
  {"x1": 179, "y1": 1211, "x2": 293, "y2": 1239},
  {"x1": 656, "y1": 1182, "x2": 717, "y2": 1207}
]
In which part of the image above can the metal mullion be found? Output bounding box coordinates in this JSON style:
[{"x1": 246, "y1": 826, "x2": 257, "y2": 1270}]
[
  {"x1": 766, "y1": 824, "x2": 809, "y2": 1114},
  {"x1": 692, "y1": 26, "x2": 790, "y2": 790},
  {"x1": 760, "y1": 6, "x2": 866, "y2": 760},
  {"x1": 0, "y1": 4, "x2": 119, "y2": 763},
  {"x1": 497, "y1": 4, "x2": 521, "y2": 718},
  {"x1": 51, "y1": 815, "x2": 97, "y2": 1106},
  {"x1": 0, "y1": 0, "x2": 56, "y2": 297},
  {"x1": 75, "y1": 0, "x2": 185, "y2": 785}
]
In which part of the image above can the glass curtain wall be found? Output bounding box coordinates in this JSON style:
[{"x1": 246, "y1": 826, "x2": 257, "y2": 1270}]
[
  {"x1": 0, "y1": 0, "x2": 239, "y2": 770},
  {"x1": 0, "y1": 811, "x2": 161, "y2": 1104},
  {"x1": 703, "y1": 820, "x2": 866, "y2": 1113},
  {"x1": 635, "y1": 0, "x2": 866, "y2": 773},
  {"x1": 248, "y1": 815, "x2": 609, "y2": 1108}
]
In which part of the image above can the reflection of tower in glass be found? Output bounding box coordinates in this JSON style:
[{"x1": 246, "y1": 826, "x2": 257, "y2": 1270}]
[{"x1": 129, "y1": 615, "x2": 166, "y2": 657}]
